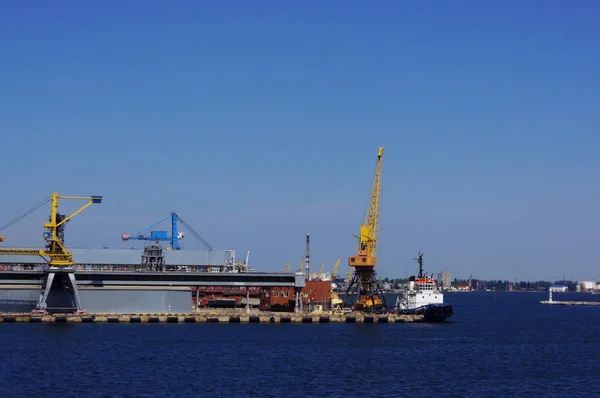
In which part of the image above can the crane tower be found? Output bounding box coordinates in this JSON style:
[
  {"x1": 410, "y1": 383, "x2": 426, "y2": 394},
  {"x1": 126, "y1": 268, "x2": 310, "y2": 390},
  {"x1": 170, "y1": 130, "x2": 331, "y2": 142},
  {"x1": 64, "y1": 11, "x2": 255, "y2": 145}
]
[
  {"x1": 344, "y1": 147, "x2": 387, "y2": 311},
  {"x1": 0, "y1": 192, "x2": 102, "y2": 313}
]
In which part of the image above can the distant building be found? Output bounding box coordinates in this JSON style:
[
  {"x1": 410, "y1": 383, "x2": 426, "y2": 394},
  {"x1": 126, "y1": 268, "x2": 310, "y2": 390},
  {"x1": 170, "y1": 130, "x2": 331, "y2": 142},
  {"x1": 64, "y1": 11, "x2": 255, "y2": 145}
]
[
  {"x1": 468, "y1": 278, "x2": 479, "y2": 291},
  {"x1": 579, "y1": 281, "x2": 595, "y2": 292},
  {"x1": 549, "y1": 285, "x2": 568, "y2": 292},
  {"x1": 437, "y1": 270, "x2": 451, "y2": 289}
]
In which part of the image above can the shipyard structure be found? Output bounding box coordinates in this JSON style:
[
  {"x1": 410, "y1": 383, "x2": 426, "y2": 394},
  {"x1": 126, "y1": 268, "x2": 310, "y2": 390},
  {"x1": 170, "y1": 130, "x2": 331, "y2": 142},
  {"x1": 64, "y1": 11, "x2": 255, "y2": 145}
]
[
  {"x1": 0, "y1": 193, "x2": 322, "y2": 315},
  {"x1": 0, "y1": 247, "x2": 315, "y2": 314},
  {"x1": 0, "y1": 146, "x2": 394, "y2": 317}
]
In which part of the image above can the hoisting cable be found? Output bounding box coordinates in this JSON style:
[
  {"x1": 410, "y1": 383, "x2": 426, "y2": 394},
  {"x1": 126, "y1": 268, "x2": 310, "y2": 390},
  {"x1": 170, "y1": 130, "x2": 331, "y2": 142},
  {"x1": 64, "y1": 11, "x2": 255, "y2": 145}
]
[
  {"x1": 0, "y1": 197, "x2": 51, "y2": 233},
  {"x1": 176, "y1": 215, "x2": 214, "y2": 250}
]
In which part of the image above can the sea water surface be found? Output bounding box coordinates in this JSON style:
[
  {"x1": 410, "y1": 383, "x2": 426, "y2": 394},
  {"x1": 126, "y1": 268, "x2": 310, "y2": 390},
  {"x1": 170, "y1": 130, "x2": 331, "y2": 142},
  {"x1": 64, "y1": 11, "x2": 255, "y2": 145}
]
[{"x1": 1, "y1": 292, "x2": 599, "y2": 397}]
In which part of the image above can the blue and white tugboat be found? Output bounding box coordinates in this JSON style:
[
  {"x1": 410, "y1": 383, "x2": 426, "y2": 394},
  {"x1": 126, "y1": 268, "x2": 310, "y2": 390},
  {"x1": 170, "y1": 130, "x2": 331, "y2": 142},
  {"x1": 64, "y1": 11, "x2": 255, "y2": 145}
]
[{"x1": 395, "y1": 252, "x2": 453, "y2": 322}]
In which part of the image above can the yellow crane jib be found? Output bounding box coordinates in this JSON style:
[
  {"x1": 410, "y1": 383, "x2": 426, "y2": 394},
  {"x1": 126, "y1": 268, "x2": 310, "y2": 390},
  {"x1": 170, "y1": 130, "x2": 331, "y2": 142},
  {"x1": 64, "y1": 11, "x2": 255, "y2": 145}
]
[
  {"x1": 0, "y1": 248, "x2": 46, "y2": 256},
  {"x1": 348, "y1": 146, "x2": 383, "y2": 269}
]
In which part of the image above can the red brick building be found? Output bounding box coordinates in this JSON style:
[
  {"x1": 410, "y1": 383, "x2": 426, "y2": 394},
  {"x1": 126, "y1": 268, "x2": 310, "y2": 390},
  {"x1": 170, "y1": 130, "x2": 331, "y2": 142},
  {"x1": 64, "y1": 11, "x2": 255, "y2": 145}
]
[{"x1": 260, "y1": 280, "x2": 332, "y2": 311}]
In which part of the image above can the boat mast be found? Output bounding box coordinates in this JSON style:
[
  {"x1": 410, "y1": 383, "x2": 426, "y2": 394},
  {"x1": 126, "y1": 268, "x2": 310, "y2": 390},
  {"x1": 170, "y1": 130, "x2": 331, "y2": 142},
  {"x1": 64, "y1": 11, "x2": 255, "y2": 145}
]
[{"x1": 415, "y1": 251, "x2": 424, "y2": 279}]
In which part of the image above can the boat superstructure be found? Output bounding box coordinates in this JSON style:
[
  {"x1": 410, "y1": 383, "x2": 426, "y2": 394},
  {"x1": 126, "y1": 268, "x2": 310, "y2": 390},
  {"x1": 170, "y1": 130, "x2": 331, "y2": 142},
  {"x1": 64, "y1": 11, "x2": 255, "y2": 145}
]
[{"x1": 395, "y1": 252, "x2": 453, "y2": 322}]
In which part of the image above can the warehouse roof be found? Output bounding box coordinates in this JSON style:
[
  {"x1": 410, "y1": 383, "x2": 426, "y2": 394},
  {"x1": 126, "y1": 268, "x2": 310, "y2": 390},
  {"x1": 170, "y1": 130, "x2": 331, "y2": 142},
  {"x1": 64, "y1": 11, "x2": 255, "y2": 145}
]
[{"x1": 0, "y1": 248, "x2": 226, "y2": 266}]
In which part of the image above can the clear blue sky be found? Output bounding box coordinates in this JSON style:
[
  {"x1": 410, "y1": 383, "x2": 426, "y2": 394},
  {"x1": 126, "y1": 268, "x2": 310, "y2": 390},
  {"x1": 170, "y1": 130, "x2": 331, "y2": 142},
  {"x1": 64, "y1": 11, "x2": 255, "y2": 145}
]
[{"x1": 1, "y1": 1, "x2": 599, "y2": 281}]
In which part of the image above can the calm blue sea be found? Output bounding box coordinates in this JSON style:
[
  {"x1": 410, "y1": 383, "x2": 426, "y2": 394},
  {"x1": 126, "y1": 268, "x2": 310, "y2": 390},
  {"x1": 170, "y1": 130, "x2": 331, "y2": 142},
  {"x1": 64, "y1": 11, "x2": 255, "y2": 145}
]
[{"x1": 1, "y1": 292, "x2": 599, "y2": 397}]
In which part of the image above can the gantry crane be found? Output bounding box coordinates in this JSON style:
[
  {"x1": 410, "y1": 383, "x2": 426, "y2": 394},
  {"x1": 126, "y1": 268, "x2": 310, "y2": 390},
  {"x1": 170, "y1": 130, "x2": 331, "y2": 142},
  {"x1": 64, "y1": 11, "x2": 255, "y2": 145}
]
[
  {"x1": 0, "y1": 192, "x2": 102, "y2": 266},
  {"x1": 344, "y1": 146, "x2": 387, "y2": 311},
  {"x1": 121, "y1": 212, "x2": 214, "y2": 251},
  {"x1": 0, "y1": 192, "x2": 102, "y2": 313}
]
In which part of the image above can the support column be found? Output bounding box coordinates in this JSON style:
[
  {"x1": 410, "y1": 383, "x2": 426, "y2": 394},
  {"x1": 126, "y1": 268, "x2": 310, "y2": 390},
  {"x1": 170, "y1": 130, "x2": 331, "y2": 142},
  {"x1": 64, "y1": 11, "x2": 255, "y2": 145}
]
[
  {"x1": 246, "y1": 288, "x2": 250, "y2": 314},
  {"x1": 294, "y1": 288, "x2": 303, "y2": 313},
  {"x1": 68, "y1": 272, "x2": 82, "y2": 311},
  {"x1": 37, "y1": 272, "x2": 55, "y2": 311},
  {"x1": 36, "y1": 269, "x2": 83, "y2": 313},
  {"x1": 305, "y1": 233, "x2": 310, "y2": 281}
]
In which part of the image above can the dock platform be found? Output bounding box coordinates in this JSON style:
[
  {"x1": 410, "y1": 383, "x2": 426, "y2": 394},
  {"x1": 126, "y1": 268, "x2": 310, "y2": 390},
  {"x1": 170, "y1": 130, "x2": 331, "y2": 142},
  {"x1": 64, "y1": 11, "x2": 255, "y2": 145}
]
[{"x1": 0, "y1": 311, "x2": 424, "y2": 324}]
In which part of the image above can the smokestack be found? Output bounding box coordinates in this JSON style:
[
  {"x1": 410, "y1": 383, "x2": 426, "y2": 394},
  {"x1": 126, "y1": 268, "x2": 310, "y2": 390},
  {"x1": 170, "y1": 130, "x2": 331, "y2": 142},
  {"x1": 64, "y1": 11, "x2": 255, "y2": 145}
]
[{"x1": 306, "y1": 233, "x2": 310, "y2": 281}]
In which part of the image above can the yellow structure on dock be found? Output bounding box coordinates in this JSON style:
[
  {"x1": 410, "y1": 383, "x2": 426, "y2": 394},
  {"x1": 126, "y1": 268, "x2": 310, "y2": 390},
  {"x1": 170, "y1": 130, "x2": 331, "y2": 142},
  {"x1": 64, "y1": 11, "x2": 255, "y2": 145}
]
[
  {"x1": 346, "y1": 147, "x2": 387, "y2": 310},
  {"x1": 0, "y1": 192, "x2": 102, "y2": 266}
]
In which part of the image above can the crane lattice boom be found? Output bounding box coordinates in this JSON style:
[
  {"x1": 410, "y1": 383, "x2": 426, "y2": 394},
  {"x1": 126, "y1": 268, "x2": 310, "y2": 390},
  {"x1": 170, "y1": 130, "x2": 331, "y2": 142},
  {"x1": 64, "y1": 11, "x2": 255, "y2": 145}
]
[{"x1": 348, "y1": 146, "x2": 383, "y2": 268}]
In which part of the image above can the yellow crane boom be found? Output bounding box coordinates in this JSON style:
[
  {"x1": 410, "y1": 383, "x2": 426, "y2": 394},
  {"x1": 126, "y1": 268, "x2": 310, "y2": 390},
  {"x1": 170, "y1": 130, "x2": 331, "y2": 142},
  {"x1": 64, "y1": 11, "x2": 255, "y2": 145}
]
[
  {"x1": 0, "y1": 248, "x2": 45, "y2": 256},
  {"x1": 348, "y1": 146, "x2": 383, "y2": 268}
]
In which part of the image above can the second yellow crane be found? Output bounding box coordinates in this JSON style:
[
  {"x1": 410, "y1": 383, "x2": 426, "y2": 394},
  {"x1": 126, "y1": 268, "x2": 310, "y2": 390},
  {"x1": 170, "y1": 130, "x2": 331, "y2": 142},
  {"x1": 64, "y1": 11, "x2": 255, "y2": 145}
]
[
  {"x1": 345, "y1": 147, "x2": 387, "y2": 311},
  {"x1": 332, "y1": 257, "x2": 340, "y2": 279}
]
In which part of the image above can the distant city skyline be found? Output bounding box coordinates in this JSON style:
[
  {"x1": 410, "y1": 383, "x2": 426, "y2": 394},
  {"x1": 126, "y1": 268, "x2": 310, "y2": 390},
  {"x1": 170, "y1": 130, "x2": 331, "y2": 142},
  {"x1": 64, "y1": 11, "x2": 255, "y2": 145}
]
[{"x1": 1, "y1": 2, "x2": 599, "y2": 280}]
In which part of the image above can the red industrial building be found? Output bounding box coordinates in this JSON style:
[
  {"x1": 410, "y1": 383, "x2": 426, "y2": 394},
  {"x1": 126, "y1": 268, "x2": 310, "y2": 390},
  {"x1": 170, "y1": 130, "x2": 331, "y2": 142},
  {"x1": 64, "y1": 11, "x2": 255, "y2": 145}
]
[
  {"x1": 190, "y1": 280, "x2": 332, "y2": 312},
  {"x1": 192, "y1": 286, "x2": 261, "y2": 308},
  {"x1": 260, "y1": 280, "x2": 332, "y2": 312}
]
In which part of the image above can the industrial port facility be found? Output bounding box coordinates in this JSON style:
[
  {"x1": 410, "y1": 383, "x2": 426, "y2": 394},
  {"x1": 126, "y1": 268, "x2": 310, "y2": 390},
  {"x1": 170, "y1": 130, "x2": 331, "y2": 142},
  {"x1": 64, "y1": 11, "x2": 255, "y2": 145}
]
[{"x1": 0, "y1": 147, "x2": 393, "y2": 319}]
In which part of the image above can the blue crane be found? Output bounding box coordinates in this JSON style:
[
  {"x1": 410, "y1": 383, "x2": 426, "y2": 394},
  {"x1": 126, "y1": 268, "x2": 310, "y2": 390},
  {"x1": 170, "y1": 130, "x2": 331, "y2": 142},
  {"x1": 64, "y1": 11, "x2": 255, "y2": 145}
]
[{"x1": 121, "y1": 212, "x2": 213, "y2": 251}]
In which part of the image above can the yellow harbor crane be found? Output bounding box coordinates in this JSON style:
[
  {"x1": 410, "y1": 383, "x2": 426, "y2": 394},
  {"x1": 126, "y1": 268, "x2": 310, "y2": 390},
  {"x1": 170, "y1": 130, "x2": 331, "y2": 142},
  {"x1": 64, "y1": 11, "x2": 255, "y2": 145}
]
[
  {"x1": 284, "y1": 262, "x2": 290, "y2": 272},
  {"x1": 345, "y1": 146, "x2": 386, "y2": 310},
  {"x1": 298, "y1": 258, "x2": 305, "y2": 273},
  {"x1": 331, "y1": 257, "x2": 340, "y2": 279},
  {"x1": 330, "y1": 257, "x2": 343, "y2": 311},
  {"x1": 0, "y1": 192, "x2": 102, "y2": 267},
  {"x1": 318, "y1": 261, "x2": 325, "y2": 276}
]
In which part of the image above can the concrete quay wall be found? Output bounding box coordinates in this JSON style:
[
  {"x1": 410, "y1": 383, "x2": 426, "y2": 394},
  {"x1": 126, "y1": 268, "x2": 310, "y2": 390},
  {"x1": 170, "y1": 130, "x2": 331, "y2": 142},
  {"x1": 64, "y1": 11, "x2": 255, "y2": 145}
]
[{"x1": 0, "y1": 312, "x2": 424, "y2": 324}]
